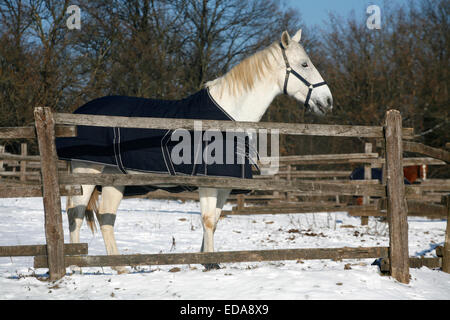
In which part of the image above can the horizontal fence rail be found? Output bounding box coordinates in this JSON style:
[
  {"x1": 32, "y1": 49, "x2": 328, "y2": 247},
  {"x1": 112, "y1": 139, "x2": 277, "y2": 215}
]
[
  {"x1": 348, "y1": 201, "x2": 447, "y2": 217},
  {"x1": 267, "y1": 170, "x2": 353, "y2": 178},
  {"x1": 33, "y1": 246, "x2": 390, "y2": 268},
  {"x1": 0, "y1": 125, "x2": 76, "y2": 139},
  {"x1": 0, "y1": 243, "x2": 87, "y2": 257},
  {"x1": 58, "y1": 172, "x2": 388, "y2": 196},
  {"x1": 259, "y1": 153, "x2": 379, "y2": 165},
  {"x1": 259, "y1": 154, "x2": 446, "y2": 166},
  {"x1": 371, "y1": 157, "x2": 446, "y2": 167},
  {"x1": 57, "y1": 172, "x2": 439, "y2": 199},
  {"x1": 0, "y1": 153, "x2": 41, "y2": 161},
  {"x1": 222, "y1": 204, "x2": 378, "y2": 216},
  {"x1": 403, "y1": 141, "x2": 450, "y2": 163},
  {"x1": 0, "y1": 185, "x2": 81, "y2": 198},
  {"x1": 54, "y1": 113, "x2": 414, "y2": 139}
]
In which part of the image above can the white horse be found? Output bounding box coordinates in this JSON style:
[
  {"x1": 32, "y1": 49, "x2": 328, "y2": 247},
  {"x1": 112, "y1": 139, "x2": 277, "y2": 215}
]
[{"x1": 66, "y1": 29, "x2": 333, "y2": 273}]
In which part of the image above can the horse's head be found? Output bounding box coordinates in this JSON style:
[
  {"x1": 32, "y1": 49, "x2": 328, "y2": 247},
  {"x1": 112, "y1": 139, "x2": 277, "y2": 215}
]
[{"x1": 278, "y1": 29, "x2": 333, "y2": 116}]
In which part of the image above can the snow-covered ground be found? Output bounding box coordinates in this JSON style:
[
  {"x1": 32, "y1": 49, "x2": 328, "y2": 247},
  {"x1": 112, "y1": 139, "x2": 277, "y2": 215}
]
[{"x1": 0, "y1": 197, "x2": 449, "y2": 300}]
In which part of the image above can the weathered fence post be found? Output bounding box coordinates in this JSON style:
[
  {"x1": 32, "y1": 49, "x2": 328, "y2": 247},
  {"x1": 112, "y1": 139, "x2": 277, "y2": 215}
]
[
  {"x1": 34, "y1": 107, "x2": 66, "y2": 281},
  {"x1": 20, "y1": 143, "x2": 27, "y2": 182},
  {"x1": 384, "y1": 110, "x2": 409, "y2": 284},
  {"x1": 273, "y1": 174, "x2": 280, "y2": 200},
  {"x1": 237, "y1": 194, "x2": 245, "y2": 211},
  {"x1": 442, "y1": 195, "x2": 450, "y2": 273},
  {"x1": 286, "y1": 164, "x2": 292, "y2": 201}
]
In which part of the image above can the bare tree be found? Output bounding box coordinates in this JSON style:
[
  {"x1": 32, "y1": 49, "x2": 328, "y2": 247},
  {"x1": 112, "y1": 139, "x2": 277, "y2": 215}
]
[{"x1": 173, "y1": 0, "x2": 301, "y2": 91}]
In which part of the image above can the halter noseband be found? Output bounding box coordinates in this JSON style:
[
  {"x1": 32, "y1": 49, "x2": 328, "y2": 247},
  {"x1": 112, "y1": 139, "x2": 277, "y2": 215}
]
[{"x1": 279, "y1": 42, "x2": 327, "y2": 109}]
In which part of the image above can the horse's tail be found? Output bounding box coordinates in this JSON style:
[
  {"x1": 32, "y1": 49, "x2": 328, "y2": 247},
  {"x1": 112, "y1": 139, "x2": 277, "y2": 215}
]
[{"x1": 85, "y1": 187, "x2": 99, "y2": 234}]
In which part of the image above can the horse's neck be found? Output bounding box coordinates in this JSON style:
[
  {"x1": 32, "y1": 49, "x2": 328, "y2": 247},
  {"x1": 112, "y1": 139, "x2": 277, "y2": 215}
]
[{"x1": 207, "y1": 79, "x2": 281, "y2": 122}]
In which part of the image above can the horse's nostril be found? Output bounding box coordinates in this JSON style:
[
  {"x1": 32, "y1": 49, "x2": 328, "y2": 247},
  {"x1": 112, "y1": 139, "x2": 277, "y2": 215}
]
[{"x1": 327, "y1": 97, "x2": 332, "y2": 107}]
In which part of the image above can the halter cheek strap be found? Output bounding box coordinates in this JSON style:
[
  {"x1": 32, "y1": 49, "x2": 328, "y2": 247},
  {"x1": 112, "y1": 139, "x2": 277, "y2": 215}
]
[{"x1": 279, "y1": 42, "x2": 327, "y2": 109}]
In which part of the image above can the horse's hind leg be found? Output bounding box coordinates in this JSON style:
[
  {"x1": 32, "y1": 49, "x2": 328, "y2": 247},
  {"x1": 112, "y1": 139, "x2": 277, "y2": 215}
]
[
  {"x1": 67, "y1": 162, "x2": 102, "y2": 243},
  {"x1": 68, "y1": 184, "x2": 96, "y2": 243},
  {"x1": 98, "y1": 185, "x2": 128, "y2": 274},
  {"x1": 66, "y1": 162, "x2": 102, "y2": 273}
]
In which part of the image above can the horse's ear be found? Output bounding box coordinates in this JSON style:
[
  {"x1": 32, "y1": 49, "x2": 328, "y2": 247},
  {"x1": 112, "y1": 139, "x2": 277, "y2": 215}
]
[
  {"x1": 281, "y1": 31, "x2": 291, "y2": 48},
  {"x1": 292, "y1": 29, "x2": 302, "y2": 42}
]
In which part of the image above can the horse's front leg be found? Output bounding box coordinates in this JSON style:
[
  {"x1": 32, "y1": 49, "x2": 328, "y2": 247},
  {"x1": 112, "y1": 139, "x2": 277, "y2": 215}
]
[
  {"x1": 199, "y1": 188, "x2": 231, "y2": 270},
  {"x1": 98, "y1": 185, "x2": 128, "y2": 274},
  {"x1": 199, "y1": 187, "x2": 218, "y2": 253}
]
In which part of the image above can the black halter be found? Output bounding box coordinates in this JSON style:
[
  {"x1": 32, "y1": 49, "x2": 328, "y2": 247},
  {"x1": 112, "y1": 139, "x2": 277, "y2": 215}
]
[{"x1": 279, "y1": 42, "x2": 327, "y2": 109}]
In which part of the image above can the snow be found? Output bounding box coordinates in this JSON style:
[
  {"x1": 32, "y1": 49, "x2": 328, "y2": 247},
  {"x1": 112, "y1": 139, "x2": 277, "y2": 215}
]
[{"x1": 0, "y1": 197, "x2": 449, "y2": 300}]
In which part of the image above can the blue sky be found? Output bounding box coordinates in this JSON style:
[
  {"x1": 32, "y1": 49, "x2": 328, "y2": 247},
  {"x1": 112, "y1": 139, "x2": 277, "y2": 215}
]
[{"x1": 284, "y1": 0, "x2": 412, "y2": 28}]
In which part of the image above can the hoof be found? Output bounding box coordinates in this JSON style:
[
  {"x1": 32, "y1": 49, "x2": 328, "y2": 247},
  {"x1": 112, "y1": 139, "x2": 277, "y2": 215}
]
[{"x1": 203, "y1": 263, "x2": 221, "y2": 271}]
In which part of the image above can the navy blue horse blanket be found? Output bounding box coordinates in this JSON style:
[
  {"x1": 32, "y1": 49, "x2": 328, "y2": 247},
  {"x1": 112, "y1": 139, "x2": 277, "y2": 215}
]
[{"x1": 56, "y1": 88, "x2": 256, "y2": 196}]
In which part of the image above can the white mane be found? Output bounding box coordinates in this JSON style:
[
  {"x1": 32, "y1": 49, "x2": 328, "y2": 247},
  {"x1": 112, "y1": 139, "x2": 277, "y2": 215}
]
[{"x1": 205, "y1": 42, "x2": 280, "y2": 98}]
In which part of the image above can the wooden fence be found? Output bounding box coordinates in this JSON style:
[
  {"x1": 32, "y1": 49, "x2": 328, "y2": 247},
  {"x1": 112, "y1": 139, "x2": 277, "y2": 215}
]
[
  {"x1": 0, "y1": 107, "x2": 449, "y2": 284},
  {"x1": 224, "y1": 146, "x2": 449, "y2": 222},
  {"x1": 136, "y1": 137, "x2": 449, "y2": 221}
]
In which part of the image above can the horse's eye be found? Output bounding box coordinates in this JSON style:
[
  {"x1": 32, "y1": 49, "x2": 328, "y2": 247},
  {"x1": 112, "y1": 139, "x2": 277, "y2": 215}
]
[{"x1": 302, "y1": 62, "x2": 308, "y2": 68}]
